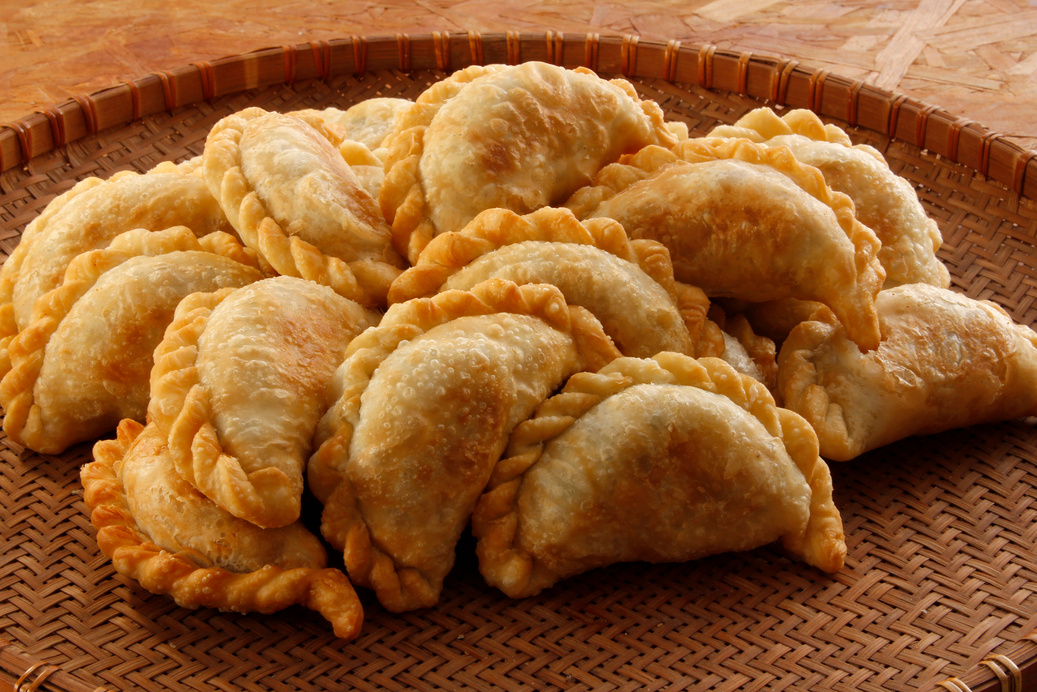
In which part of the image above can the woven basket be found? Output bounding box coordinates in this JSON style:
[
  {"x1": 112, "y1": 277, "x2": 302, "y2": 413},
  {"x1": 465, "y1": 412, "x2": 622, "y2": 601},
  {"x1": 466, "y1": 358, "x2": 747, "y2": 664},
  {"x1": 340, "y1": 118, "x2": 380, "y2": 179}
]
[{"x1": 1, "y1": 32, "x2": 1036, "y2": 692}]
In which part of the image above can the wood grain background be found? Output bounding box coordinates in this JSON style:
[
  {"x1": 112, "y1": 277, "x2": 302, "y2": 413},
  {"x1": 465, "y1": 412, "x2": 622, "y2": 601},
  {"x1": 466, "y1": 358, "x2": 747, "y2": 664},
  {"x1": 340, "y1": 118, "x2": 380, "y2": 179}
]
[{"x1": 2, "y1": 0, "x2": 1036, "y2": 151}]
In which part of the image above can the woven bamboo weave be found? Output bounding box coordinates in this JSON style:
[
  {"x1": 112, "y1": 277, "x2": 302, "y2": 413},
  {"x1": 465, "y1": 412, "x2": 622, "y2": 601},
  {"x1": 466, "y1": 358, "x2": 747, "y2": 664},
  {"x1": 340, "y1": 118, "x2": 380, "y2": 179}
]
[{"x1": 1, "y1": 32, "x2": 1036, "y2": 692}]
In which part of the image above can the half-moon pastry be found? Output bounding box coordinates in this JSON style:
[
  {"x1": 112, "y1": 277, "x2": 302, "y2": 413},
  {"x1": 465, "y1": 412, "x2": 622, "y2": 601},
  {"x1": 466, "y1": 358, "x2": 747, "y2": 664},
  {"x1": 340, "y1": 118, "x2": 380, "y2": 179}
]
[
  {"x1": 717, "y1": 313, "x2": 779, "y2": 393},
  {"x1": 148, "y1": 276, "x2": 378, "y2": 529},
  {"x1": 777, "y1": 283, "x2": 1037, "y2": 460},
  {"x1": 389, "y1": 206, "x2": 720, "y2": 358},
  {"x1": 310, "y1": 278, "x2": 621, "y2": 612},
  {"x1": 0, "y1": 163, "x2": 235, "y2": 375},
  {"x1": 379, "y1": 61, "x2": 679, "y2": 262},
  {"x1": 714, "y1": 296, "x2": 827, "y2": 345},
  {"x1": 202, "y1": 107, "x2": 404, "y2": 307},
  {"x1": 289, "y1": 105, "x2": 400, "y2": 201},
  {"x1": 472, "y1": 352, "x2": 846, "y2": 599},
  {"x1": 293, "y1": 97, "x2": 414, "y2": 152},
  {"x1": 710, "y1": 108, "x2": 949, "y2": 289},
  {"x1": 0, "y1": 227, "x2": 263, "y2": 454},
  {"x1": 81, "y1": 419, "x2": 363, "y2": 640},
  {"x1": 565, "y1": 137, "x2": 886, "y2": 351}
]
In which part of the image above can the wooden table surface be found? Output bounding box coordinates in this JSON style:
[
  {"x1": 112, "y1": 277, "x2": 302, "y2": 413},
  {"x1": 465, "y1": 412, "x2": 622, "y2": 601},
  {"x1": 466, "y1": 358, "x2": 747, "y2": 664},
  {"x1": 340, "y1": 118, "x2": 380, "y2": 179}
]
[{"x1": 2, "y1": 0, "x2": 1036, "y2": 152}]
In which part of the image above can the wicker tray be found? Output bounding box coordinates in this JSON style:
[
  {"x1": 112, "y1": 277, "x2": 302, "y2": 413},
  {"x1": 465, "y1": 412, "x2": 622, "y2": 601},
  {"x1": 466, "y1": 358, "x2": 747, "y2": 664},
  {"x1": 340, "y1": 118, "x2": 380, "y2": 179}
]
[{"x1": 1, "y1": 32, "x2": 1036, "y2": 692}]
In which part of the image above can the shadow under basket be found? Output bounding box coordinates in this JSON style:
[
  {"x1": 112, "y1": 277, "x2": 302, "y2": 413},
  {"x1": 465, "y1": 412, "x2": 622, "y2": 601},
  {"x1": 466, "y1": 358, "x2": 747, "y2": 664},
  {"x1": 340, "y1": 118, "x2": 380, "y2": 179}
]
[{"x1": 2, "y1": 32, "x2": 1037, "y2": 692}]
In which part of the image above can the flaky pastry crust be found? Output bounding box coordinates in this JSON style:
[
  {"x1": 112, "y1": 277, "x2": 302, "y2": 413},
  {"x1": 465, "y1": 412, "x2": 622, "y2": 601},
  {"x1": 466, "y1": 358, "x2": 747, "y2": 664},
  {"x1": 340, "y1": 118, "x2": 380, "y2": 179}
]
[
  {"x1": 716, "y1": 312, "x2": 779, "y2": 394},
  {"x1": 778, "y1": 284, "x2": 1037, "y2": 460},
  {"x1": 309, "y1": 278, "x2": 621, "y2": 612},
  {"x1": 472, "y1": 352, "x2": 845, "y2": 598},
  {"x1": 148, "y1": 276, "x2": 377, "y2": 528},
  {"x1": 715, "y1": 296, "x2": 831, "y2": 345},
  {"x1": 710, "y1": 108, "x2": 949, "y2": 289},
  {"x1": 292, "y1": 98, "x2": 414, "y2": 152},
  {"x1": 378, "y1": 62, "x2": 678, "y2": 262},
  {"x1": 565, "y1": 137, "x2": 886, "y2": 351},
  {"x1": 288, "y1": 107, "x2": 395, "y2": 201},
  {"x1": 388, "y1": 206, "x2": 719, "y2": 357},
  {"x1": 0, "y1": 227, "x2": 262, "y2": 454},
  {"x1": 0, "y1": 164, "x2": 235, "y2": 377},
  {"x1": 202, "y1": 107, "x2": 403, "y2": 307},
  {"x1": 82, "y1": 419, "x2": 363, "y2": 639}
]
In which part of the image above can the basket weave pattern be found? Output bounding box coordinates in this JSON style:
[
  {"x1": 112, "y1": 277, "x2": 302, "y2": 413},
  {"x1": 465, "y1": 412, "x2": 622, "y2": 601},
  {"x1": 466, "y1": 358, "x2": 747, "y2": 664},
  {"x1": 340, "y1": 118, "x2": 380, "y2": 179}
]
[{"x1": 1, "y1": 33, "x2": 1036, "y2": 692}]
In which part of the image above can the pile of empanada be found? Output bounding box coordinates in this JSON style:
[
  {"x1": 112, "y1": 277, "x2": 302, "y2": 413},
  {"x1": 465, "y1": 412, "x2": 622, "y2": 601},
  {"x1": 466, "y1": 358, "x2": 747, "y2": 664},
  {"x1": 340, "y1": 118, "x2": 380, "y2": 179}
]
[{"x1": 3, "y1": 60, "x2": 1035, "y2": 639}]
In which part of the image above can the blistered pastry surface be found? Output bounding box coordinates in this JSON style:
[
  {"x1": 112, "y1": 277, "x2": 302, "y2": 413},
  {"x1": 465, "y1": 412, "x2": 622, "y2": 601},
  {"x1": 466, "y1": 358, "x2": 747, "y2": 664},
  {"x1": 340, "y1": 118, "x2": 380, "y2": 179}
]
[
  {"x1": 7, "y1": 61, "x2": 1030, "y2": 643},
  {"x1": 778, "y1": 283, "x2": 1037, "y2": 460}
]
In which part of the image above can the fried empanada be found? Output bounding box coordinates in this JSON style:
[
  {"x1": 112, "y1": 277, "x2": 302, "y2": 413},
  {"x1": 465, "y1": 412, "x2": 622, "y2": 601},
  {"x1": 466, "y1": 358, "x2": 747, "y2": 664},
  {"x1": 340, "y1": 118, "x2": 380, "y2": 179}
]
[
  {"x1": 710, "y1": 108, "x2": 949, "y2": 289},
  {"x1": 0, "y1": 227, "x2": 263, "y2": 454},
  {"x1": 565, "y1": 137, "x2": 886, "y2": 351},
  {"x1": 717, "y1": 313, "x2": 779, "y2": 393},
  {"x1": 148, "y1": 276, "x2": 377, "y2": 529},
  {"x1": 472, "y1": 353, "x2": 845, "y2": 598},
  {"x1": 202, "y1": 108, "x2": 404, "y2": 307},
  {"x1": 310, "y1": 279, "x2": 621, "y2": 612},
  {"x1": 0, "y1": 164, "x2": 235, "y2": 375},
  {"x1": 379, "y1": 61, "x2": 678, "y2": 262},
  {"x1": 714, "y1": 296, "x2": 828, "y2": 345},
  {"x1": 293, "y1": 98, "x2": 413, "y2": 152},
  {"x1": 389, "y1": 206, "x2": 719, "y2": 358},
  {"x1": 289, "y1": 106, "x2": 399, "y2": 201},
  {"x1": 81, "y1": 419, "x2": 363, "y2": 639},
  {"x1": 777, "y1": 284, "x2": 1037, "y2": 460}
]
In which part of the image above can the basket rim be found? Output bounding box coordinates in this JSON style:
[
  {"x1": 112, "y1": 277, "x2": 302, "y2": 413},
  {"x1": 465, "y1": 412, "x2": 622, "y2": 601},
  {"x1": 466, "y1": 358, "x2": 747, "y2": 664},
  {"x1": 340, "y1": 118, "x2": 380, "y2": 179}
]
[
  {"x1": 2, "y1": 30, "x2": 1037, "y2": 692},
  {"x1": 0, "y1": 31, "x2": 1035, "y2": 199}
]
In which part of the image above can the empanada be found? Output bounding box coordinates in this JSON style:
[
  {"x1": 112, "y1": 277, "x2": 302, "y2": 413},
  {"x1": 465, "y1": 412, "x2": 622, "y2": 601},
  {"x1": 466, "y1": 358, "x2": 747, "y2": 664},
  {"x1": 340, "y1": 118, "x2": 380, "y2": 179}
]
[
  {"x1": 565, "y1": 137, "x2": 886, "y2": 351},
  {"x1": 472, "y1": 353, "x2": 845, "y2": 599},
  {"x1": 777, "y1": 284, "x2": 1037, "y2": 460},
  {"x1": 710, "y1": 108, "x2": 949, "y2": 289},
  {"x1": 714, "y1": 296, "x2": 828, "y2": 345},
  {"x1": 148, "y1": 276, "x2": 377, "y2": 529},
  {"x1": 0, "y1": 227, "x2": 263, "y2": 454},
  {"x1": 0, "y1": 163, "x2": 235, "y2": 375},
  {"x1": 379, "y1": 61, "x2": 678, "y2": 262},
  {"x1": 202, "y1": 108, "x2": 404, "y2": 307},
  {"x1": 310, "y1": 278, "x2": 621, "y2": 612},
  {"x1": 389, "y1": 206, "x2": 720, "y2": 358},
  {"x1": 81, "y1": 419, "x2": 363, "y2": 639},
  {"x1": 717, "y1": 313, "x2": 779, "y2": 393},
  {"x1": 293, "y1": 98, "x2": 413, "y2": 152},
  {"x1": 289, "y1": 106, "x2": 398, "y2": 201}
]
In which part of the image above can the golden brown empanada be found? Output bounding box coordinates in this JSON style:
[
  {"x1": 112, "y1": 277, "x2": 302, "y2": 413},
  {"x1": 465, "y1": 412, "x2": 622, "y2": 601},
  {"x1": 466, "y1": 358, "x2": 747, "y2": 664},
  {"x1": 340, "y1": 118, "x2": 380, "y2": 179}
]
[
  {"x1": 717, "y1": 313, "x2": 779, "y2": 393},
  {"x1": 565, "y1": 137, "x2": 886, "y2": 351},
  {"x1": 710, "y1": 108, "x2": 949, "y2": 289},
  {"x1": 293, "y1": 98, "x2": 413, "y2": 152},
  {"x1": 0, "y1": 227, "x2": 263, "y2": 454},
  {"x1": 81, "y1": 419, "x2": 363, "y2": 639},
  {"x1": 778, "y1": 284, "x2": 1037, "y2": 460},
  {"x1": 202, "y1": 107, "x2": 404, "y2": 307},
  {"x1": 173, "y1": 154, "x2": 206, "y2": 176},
  {"x1": 714, "y1": 296, "x2": 828, "y2": 345},
  {"x1": 329, "y1": 138, "x2": 388, "y2": 203},
  {"x1": 310, "y1": 278, "x2": 621, "y2": 612},
  {"x1": 289, "y1": 106, "x2": 395, "y2": 201},
  {"x1": 389, "y1": 206, "x2": 719, "y2": 357},
  {"x1": 148, "y1": 276, "x2": 377, "y2": 529},
  {"x1": 379, "y1": 61, "x2": 678, "y2": 262},
  {"x1": 0, "y1": 163, "x2": 235, "y2": 375},
  {"x1": 472, "y1": 353, "x2": 845, "y2": 599}
]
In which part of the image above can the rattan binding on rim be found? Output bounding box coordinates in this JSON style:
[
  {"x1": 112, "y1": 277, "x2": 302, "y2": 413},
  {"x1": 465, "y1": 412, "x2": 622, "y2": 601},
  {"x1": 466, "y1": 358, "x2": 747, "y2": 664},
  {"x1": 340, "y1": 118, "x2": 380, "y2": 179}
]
[
  {"x1": 1, "y1": 32, "x2": 1035, "y2": 198},
  {"x1": 1, "y1": 639, "x2": 113, "y2": 692},
  {"x1": 938, "y1": 643, "x2": 1033, "y2": 692},
  {"x1": 2, "y1": 31, "x2": 1037, "y2": 692}
]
